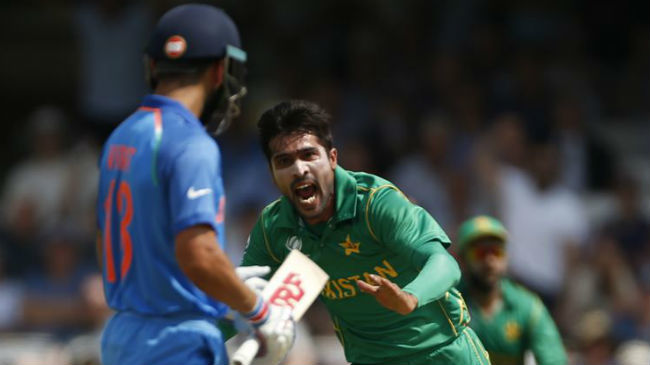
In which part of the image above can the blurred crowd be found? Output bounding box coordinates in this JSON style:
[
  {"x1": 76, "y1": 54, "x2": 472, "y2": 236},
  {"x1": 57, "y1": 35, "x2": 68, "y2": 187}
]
[{"x1": 1, "y1": 0, "x2": 650, "y2": 364}]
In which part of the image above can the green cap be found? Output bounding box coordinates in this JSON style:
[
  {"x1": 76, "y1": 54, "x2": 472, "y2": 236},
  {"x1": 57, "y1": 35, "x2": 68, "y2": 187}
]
[{"x1": 457, "y1": 215, "x2": 507, "y2": 252}]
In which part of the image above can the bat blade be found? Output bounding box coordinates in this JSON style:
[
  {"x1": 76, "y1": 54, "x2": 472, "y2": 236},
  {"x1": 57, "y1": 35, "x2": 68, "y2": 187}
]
[
  {"x1": 261, "y1": 249, "x2": 329, "y2": 320},
  {"x1": 230, "y1": 250, "x2": 328, "y2": 365}
]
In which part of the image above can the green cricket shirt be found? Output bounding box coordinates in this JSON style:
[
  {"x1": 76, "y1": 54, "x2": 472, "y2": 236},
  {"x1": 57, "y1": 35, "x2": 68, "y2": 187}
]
[
  {"x1": 462, "y1": 279, "x2": 567, "y2": 365},
  {"x1": 242, "y1": 167, "x2": 472, "y2": 364}
]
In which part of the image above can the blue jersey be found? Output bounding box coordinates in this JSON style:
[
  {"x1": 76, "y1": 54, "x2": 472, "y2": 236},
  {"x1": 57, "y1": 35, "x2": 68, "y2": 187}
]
[{"x1": 97, "y1": 94, "x2": 228, "y2": 318}]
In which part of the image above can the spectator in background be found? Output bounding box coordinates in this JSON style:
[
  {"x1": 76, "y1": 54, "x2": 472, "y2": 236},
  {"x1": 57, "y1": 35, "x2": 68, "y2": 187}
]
[
  {"x1": 389, "y1": 114, "x2": 454, "y2": 229},
  {"x1": 501, "y1": 139, "x2": 588, "y2": 310},
  {"x1": 0, "y1": 247, "x2": 25, "y2": 331},
  {"x1": 552, "y1": 94, "x2": 614, "y2": 192},
  {"x1": 219, "y1": 122, "x2": 279, "y2": 220},
  {"x1": 488, "y1": 113, "x2": 529, "y2": 169},
  {"x1": 1, "y1": 107, "x2": 69, "y2": 232},
  {"x1": 559, "y1": 236, "x2": 641, "y2": 342},
  {"x1": 571, "y1": 310, "x2": 616, "y2": 365},
  {"x1": 336, "y1": 138, "x2": 376, "y2": 174},
  {"x1": 581, "y1": 173, "x2": 650, "y2": 342},
  {"x1": 474, "y1": 120, "x2": 588, "y2": 310},
  {"x1": 21, "y1": 231, "x2": 96, "y2": 339},
  {"x1": 75, "y1": 0, "x2": 152, "y2": 143},
  {"x1": 64, "y1": 273, "x2": 112, "y2": 365},
  {"x1": 601, "y1": 174, "x2": 650, "y2": 277},
  {"x1": 59, "y1": 136, "x2": 101, "y2": 240},
  {"x1": 0, "y1": 106, "x2": 71, "y2": 277},
  {"x1": 469, "y1": 112, "x2": 527, "y2": 219},
  {"x1": 447, "y1": 81, "x2": 485, "y2": 171}
]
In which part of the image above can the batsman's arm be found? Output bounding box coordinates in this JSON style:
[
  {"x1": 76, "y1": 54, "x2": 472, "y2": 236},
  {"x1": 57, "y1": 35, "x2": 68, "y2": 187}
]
[
  {"x1": 176, "y1": 224, "x2": 258, "y2": 313},
  {"x1": 177, "y1": 226, "x2": 296, "y2": 365},
  {"x1": 368, "y1": 186, "x2": 460, "y2": 307},
  {"x1": 221, "y1": 212, "x2": 281, "y2": 340}
]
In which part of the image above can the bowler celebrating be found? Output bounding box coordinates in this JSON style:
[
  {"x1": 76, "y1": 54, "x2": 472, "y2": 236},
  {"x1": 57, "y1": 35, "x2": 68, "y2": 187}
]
[{"x1": 242, "y1": 100, "x2": 491, "y2": 365}]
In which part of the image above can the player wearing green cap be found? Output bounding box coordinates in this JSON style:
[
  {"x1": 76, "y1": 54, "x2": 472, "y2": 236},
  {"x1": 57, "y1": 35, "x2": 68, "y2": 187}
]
[
  {"x1": 456, "y1": 215, "x2": 567, "y2": 365},
  {"x1": 241, "y1": 100, "x2": 491, "y2": 365}
]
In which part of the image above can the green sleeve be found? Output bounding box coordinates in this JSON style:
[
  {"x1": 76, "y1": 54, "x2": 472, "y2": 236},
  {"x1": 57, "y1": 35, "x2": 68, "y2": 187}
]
[
  {"x1": 401, "y1": 242, "x2": 460, "y2": 306},
  {"x1": 368, "y1": 186, "x2": 459, "y2": 307},
  {"x1": 527, "y1": 296, "x2": 567, "y2": 365},
  {"x1": 241, "y1": 214, "x2": 282, "y2": 272}
]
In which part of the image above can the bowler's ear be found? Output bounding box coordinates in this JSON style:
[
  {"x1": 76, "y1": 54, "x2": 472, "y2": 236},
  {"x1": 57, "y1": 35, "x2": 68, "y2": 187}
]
[{"x1": 329, "y1": 148, "x2": 337, "y2": 169}]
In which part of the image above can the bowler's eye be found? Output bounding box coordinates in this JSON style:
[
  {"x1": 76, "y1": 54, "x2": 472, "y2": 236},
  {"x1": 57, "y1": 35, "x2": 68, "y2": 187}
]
[
  {"x1": 274, "y1": 155, "x2": 292, "y2": 168},
  {"x1": 302, "y1": 150, "x2": 318, "y2": 160}
]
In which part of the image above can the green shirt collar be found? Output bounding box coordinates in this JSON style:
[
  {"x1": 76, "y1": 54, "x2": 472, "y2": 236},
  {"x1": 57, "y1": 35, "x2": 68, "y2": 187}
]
[{"x1": 275, "y1": 166, "x2": 358, "y2": 228}]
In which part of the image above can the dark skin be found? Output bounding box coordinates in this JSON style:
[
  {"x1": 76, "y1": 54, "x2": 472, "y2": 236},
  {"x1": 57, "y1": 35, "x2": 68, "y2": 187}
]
[
  {"x1": 268, "y1": 133, "x2": 337, "y2": 225},
  {"x1": 462, "y1": 236, "x2": 508, "y2": 317},
  {"x1": 267, "y1": 132, "x2": 418, "y2": 315}
]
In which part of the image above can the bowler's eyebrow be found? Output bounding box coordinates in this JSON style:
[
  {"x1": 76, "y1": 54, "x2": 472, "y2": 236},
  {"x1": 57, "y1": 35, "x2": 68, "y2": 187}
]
[{"x1": 272, "y1": 147, "x2": 319, "y2": 160}]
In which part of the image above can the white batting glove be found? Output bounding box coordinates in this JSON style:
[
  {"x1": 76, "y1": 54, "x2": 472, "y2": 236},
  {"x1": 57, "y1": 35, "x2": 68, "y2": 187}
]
[
  {"x1": 236, "y1": 266, "x2": 271, "y2": 281},
  {"x1": 242, "y1": 297, "x2": 295, "y2": 365},
  {"x1": 236, "y1": 266, "x2": 270, "y2": 296}
]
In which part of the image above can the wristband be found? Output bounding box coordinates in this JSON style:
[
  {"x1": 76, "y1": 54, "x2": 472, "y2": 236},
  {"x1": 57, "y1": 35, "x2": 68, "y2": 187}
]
[{"x1": 242, "y1": 296, "x2": 269, "y2": 327}]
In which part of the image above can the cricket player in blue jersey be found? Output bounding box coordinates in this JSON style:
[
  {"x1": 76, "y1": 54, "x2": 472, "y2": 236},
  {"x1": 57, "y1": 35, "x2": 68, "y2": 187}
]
[{"x1": 96, "y1": 4, "x2": 295, "y2": 365}]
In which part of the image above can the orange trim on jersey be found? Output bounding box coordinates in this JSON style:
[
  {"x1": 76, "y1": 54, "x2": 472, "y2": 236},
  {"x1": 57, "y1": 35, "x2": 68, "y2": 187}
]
[
  {"x1": 215, "y1": 196, "x2": 226, "y2": 224},
  {"x1": 139, "y1": 106, "x2": 163, "y2": 131}
]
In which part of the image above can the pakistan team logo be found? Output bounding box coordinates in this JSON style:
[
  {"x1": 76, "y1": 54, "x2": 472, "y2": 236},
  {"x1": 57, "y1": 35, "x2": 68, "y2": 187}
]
[
  {"x1": 504, "y1": 321, "x2": 521, "y2": 341},
  {"x1": 285, "y1": 236, "x2": 303, "y2": 251}
]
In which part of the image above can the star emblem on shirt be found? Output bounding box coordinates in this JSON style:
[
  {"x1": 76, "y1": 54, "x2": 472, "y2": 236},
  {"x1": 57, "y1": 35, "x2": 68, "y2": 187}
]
[
  {"x1": 339, "y1": 235, "x2": 360, "y2": 256},
  {"x1": 504, "y1": 321, "x2": 521, "y2": 342}
]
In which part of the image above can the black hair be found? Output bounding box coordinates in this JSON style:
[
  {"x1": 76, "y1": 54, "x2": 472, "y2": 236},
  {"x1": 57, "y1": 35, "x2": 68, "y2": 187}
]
[
  {"x1": 150, "y1": 58, "x2": 218, "y2": 87},
  {"x1": 257, "y1": 100, "x2": 333, "y2": 161}
]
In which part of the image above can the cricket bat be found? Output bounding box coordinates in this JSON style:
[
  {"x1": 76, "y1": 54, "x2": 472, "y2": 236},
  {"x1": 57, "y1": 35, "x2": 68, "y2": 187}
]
[{"x1": 230, "y1": 250, "x2": 329, "y2": 365}]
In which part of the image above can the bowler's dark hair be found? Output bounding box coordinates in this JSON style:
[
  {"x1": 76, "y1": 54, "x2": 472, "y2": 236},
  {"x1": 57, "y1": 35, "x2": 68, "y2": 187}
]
[{"x1": 257, "y1": 100, "x2": 333, "y2": 161}]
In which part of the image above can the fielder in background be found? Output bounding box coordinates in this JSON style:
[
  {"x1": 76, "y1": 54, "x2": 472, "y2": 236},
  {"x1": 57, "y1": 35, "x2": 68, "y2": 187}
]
[
  {"x1": 96, "y1": 4, "x2": 294, "y2": 365},
  {"x1": 456, "y1": 215, "x2": 567, "y2": 365},
  {"x1": 241, "y1": 100, "x2": 491, "y2": 365}
]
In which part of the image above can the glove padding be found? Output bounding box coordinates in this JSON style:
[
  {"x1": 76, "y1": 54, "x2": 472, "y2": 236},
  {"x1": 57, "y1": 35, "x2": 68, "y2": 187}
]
[
  {"x1": 236, "y1": 266, "x2": 270, "y2": 296},
  {"x1": 246, "y1": 302, "x2": 295, "y2": 365}
]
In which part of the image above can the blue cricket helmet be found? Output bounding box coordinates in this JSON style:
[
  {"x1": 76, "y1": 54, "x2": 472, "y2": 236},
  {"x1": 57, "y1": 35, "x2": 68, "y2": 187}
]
[
  {"x1": 145, "y1": 4, "x2": 242, "y2": 61},
  {"x1": 145, "y1": 3, "x2": 248, "y2": 135}
]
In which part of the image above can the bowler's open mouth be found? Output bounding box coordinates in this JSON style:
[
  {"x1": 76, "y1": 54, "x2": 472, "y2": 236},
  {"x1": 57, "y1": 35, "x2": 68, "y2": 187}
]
[{"x1": 294, "y1": 182, "x2": 317, "y2": 204}]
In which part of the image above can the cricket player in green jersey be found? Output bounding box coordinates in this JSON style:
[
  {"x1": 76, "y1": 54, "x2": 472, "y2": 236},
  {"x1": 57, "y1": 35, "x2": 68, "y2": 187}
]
[
  {"x1": 456, "y1": 215, "x2": 567, "y2": 365},
  {"x1": 241, "y1": 100, "x2": 491, "y2": 365}
]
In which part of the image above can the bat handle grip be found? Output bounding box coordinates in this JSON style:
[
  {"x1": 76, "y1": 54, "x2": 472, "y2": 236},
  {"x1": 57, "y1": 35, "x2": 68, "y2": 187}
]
[{"x1": 231, "y1": 336, "x2": 260, "y2": 365}]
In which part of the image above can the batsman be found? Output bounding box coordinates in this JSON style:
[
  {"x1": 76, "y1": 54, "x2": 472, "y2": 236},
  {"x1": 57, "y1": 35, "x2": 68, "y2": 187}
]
[{"x1": 241, "y1": 100, "x2": 491, "y2": 365}]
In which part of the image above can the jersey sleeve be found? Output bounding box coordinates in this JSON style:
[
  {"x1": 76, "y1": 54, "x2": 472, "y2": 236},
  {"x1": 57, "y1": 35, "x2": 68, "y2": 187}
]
[
  {"x1": 367, "y1": 186, "x2": 459, "y2": 306},
  {"x1": 367, "y1": 186, "x2": 451, "y2": 261},
  {"x1": 241, "y1": 214, "x2": 282, "y2": 273},
  {"x1": 167, "y1": 137, "x2": 223, "y2": 236},
  {"x1": 527, "y1": 296, "x2": 568, "y2": 365}
]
